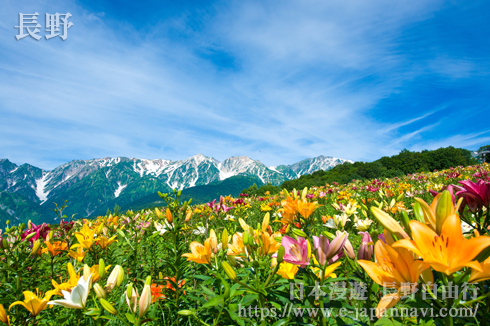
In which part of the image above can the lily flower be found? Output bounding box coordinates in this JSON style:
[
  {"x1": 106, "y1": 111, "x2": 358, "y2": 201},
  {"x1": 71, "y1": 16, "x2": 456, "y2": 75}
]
[
  {"x1": 227, "y1": 233, "x2": 246, "y2": 257},
  {"x1": 96, "y1": 235, "x2": 118, "y2": 250},
  {"x1": 43, "y1": 241, "x2": 68, "y2": 257},
  {"x1": 67, "y1": 247, "x2": 87, "y2": 262},
  {"x1": 10, "y1": 289, "x2": 56, "y2": 316},
  {"x1": 276, "y1": 262, "x2": 299, "y2": 279},
  {"x1": 312, "y1": 233, "x2": 346, "y2": 266},
  {"x1": 182, "y1": 238, "x2": 212, "y2": 264},
  {"x1": 259, "y1": 231, "x2": 282, "y2": 256},
  {"x1": 354, "y1": 219, "x2": 373, "y2": 231},
  {"x1": 72, "y1": 224, "x2": 97, "y2": 250},
  {"x1": 392, "y1": 213, "x2": 490, "y2": 275},
  {"x1": 469, "y1": 256, "x2": 490, "y2": 283},
  {"x1": 48, "y1": 273, "x2": 93, "y2": 309},
  {"x1": 358, "y1": 240, "x2": 429, "y2": 318},
  {"x1": 281, "y1": 236, "x2": 310, "y2": 268},
  {"x1": 296, "y1": 199, "x2": 321, "y2": 219},
  {"x1": 454, "y1": 179, "x2": 490, "y2": 213}
]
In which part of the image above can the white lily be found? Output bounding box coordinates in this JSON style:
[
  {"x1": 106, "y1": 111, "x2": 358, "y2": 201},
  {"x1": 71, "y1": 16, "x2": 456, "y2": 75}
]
[
  {"x1": 193, "y1": 226, "x2": 206, "y2": 236},
  {"x1": 153, "y1": 221, "x2": 169, "y2": 235},
  {"x1": 48, "y1": 273, "x2": 93, "y2": 309},
  {"x1": 354, "y1": 218, "x2": 373, "y2": 231},
  {"x1": 324, "y1": 213, "x2": 350, "y2": 230}
]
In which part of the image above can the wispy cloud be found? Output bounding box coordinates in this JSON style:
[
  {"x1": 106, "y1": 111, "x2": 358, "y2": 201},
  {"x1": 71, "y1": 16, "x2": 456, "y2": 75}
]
[{"x1": 0, "y1": 0, "x2": 489, "y2": 170}]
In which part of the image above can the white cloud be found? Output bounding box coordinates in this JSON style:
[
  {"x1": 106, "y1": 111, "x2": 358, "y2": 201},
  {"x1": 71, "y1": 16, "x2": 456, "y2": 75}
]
[{"x1": 0, "y1": 0, "x2": 487, "y2": 170}]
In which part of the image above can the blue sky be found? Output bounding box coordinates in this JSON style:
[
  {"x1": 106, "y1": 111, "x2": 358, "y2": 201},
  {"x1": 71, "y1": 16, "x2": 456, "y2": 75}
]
[{"x1": 1, "y1": 0, "x2": 489, "y2": 170}]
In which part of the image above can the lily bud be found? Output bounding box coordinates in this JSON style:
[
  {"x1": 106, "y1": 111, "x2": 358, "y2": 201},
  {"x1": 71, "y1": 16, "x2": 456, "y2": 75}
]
[
  {"x1": 99, "y1": 259, "x2": 106, "y2": 278},
  {"x1": 126, "y1": 284, "x2": 138, "y2": 314},
  {"x1": 27, "y1": 220, "x2": 32, "y2": 229},
  {"x1": 262, "y1": 213, "x2": 270, "y2": 232},
  {"x1": 99, "y1": 298, "x2": 118, "y2": 315},
  {"x1": 116, "y1": 265, "x2": 124, "y2": 286},
  {"x1": 276, "y1": 246, "x2": 285, "y2": 264},
  {"x1": 139, "y1": 284, "x2": 151, "y2": 318},
  {"x1": 145, "y1": 276, "x2": 152, "y2": 286},
  {"x1": 243, "y1": 231, "x2": 250, "y2": 245},
  {"x1": 227, "y1": 254, "x2": 238, "y2": 267},
  {"x1": 159, "y1": 272, "x2": 163, "y2": 280},
  {"x1": 222, "y1": 229, "x2": 229, "y2": 250},
  {"x1": 370, "y1": 207, "x2": 409, "y2": 239},
  {"x1": 31, "y1": 240, "x2": 41, "y2": 256},
  {"x1": 221, "y1": 261, "x2": 237, "y2": 281},
  {"x1": 155, "y1": 208, "x2": 163, "y2": 219},
  {"x1": 435, "y1": 190, "x2": 455, "y2": 235},
  {"x1": 185, "y1": 209, "x2": 193, "y2": 222},
  {"x1": 106, "y1": 265, "x2": 124, "y2": 292},
  {"x1": 301, "y1": 187, "x2": 308, "y2": 200},
  {"x1": 357, "y1": 232, "x2": 373, "y2": 261},
  {"x1": 166, "y1": 208, "x2": 173, "y2": 224},
  {"x1": 24, "y1": 232, "x2": 37, "y2": 241},
  {"x1": 46, "y1": 230, "x2": 54, "y2": 242},
  {"x1": 83, "y1": 264, "x2": 91, "y2": 283},
  {"x1": 292, "y1": 228, "x2": 307, "y2": 238},
  {"x1": 94, "y1": 283, "x2": 107, "y2": 299}
]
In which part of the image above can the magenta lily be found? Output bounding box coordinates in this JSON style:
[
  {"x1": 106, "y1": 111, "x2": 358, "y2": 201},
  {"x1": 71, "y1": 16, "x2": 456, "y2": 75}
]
[
  {"x1": 312, "y1": 233, "x2": 346, "y2": 266},
  {"x1": 281, "y1": 236, "x2": 310, "y2": 268},
  {"x1": 454, "y1": 180, "x2": 490, "y2": 213}
]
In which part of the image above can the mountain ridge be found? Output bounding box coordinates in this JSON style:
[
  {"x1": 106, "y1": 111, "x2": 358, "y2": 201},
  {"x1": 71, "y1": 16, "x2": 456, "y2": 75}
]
[{"x1": 0, "y1": 154, "x2": 352, "y2": 223}]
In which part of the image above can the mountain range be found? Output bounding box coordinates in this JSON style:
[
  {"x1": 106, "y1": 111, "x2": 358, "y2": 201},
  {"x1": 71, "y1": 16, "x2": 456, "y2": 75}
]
[{"x1": 0, "y1": 154, "x2": 352, "y2": 225}]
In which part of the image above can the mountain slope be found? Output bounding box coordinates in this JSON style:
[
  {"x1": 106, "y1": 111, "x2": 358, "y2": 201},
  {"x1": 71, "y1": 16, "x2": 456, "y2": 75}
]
[{"x1": 0, "y1": 154, "x2": 351, "y2": 221}]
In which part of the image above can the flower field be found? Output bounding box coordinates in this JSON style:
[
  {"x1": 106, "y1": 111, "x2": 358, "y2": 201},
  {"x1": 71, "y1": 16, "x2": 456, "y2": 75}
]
[{"x1": 1, "y1": 163, "x2": 490, "y2": 325}]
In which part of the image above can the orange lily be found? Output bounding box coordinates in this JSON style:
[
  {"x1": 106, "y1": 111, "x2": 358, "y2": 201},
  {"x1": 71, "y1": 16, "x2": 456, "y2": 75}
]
[
  {"x1": 358, "y1": 238, "x2": 429, "y2": 318},
  {"x1": 182, "y1": 238, "x2": 212, "y2": 264},
  {"x1": 42, "y1": 241, "x2": 68, "y2": 257},
  {"x1": 259, "y1": 231, "x2": 282, "y2": 256},
  {"x1": 297, "y1": 199, "x2": 321, "y2": 219},
  {"x1": 227, "y1": 233, "x2": 246, "y2": 257},
  {"x1": 392, "y1": 214, "x2": 490, "y2": 275},
  {"x1": 469, "y1": 256, "x2": 490, "y2": 283}
]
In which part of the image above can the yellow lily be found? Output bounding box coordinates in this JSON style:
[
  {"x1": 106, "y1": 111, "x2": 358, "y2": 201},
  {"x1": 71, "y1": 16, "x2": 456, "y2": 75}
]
[
  {"x1": 9, "y1": 289, "x2": 57, "y2": 316},
  {"x1": 67, "y1": 246, "x2": 87, "y2": 262},
  {"x1": 52, "y1": 263, "x2": 79, "y2": 295},
  {"x1": 72, "y1": 224, "x2": 97, "y2": 250},
  {"x1": 277, "y1": 262, "x2": 299, "y2": 279},
  {"x1": 393, "y1": 214, "x2": 490, "y2": 275},
  {"x1": 96, "y1": 235, "x2": 118, "y2": 250},
  {"x1": 358, "y1": 239, "x2": 429, "y2": 318},
  {"x1": 182, "y1": 238, "x2": 212, "y2": 264},
  {"x1": 311, "y1": 254, "x2": 341, "y2": 281}
]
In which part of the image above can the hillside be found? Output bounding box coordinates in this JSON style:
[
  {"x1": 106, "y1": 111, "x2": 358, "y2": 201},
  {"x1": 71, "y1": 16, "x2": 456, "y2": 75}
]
[{"x1": 281, "y1": 146, "x2": 477, "y2": 190}]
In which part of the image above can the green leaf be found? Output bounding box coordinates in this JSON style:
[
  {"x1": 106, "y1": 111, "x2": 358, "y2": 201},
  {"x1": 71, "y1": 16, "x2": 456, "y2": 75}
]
[{"x1": 202, "y1": 295, "x2": 224, "y2": 308}]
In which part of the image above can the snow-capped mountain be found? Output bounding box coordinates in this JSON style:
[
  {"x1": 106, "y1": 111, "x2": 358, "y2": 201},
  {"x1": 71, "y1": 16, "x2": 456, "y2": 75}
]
[{"x1": 0, "y1": 154, "x2": 352, "y2": 219}]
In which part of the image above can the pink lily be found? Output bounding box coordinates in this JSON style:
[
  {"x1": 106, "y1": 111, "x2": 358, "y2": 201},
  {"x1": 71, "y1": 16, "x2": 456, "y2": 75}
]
[{"x1": 281, "y1": 236, "x2": 310, "y2": 268}]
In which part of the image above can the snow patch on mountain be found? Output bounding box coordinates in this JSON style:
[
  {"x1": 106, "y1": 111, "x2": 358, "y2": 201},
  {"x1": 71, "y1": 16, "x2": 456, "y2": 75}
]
[
  {"x1": 35, "y1": 173, "x2": 50, "y2": 203},
  {"x1": 114, "y1": 182, "x2": 126, "y2": 198}
]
